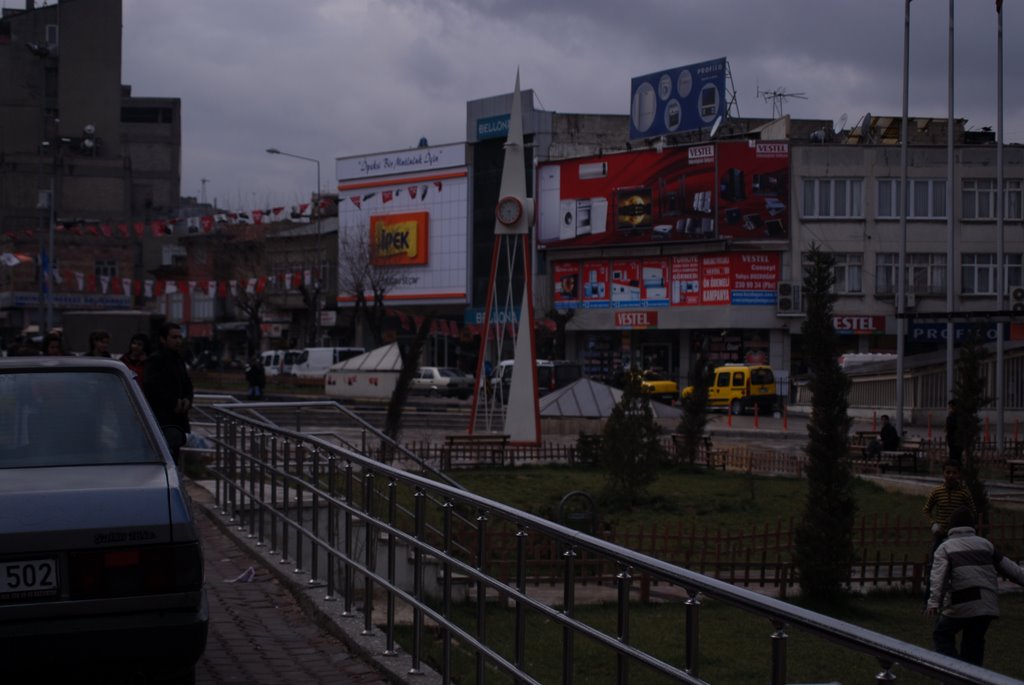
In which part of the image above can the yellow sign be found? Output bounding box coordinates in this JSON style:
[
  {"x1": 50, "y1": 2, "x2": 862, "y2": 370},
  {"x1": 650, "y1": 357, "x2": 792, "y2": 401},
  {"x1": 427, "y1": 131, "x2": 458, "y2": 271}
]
[{"x1": 370, "y1": 212, "x2": 429, "y2": 266}]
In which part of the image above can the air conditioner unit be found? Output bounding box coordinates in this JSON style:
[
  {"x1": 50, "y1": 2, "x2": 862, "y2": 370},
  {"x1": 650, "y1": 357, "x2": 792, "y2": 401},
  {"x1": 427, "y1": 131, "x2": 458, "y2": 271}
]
[
  {"x1": 1011, "y1": 286, "x2": 1024, "y2": 313},
  {"x1": 905, "y1": 292, "x2": 916, "y2": 309},
  {"x1": 777, "y1": 281, "x2": 803, "y2": 316}
]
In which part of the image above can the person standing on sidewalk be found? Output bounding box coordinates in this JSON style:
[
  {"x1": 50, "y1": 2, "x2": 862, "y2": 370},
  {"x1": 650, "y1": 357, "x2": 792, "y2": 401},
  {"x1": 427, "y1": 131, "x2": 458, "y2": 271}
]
[
  {"x1": 143, "y1": 322, "x2": 193, "y2": 465},
  {"x1": 945, "y1": 399, "x2": 963, "y2": 464},
  {"x1": 926, "y1": 507, "x2": 1024, "y2": 666}
]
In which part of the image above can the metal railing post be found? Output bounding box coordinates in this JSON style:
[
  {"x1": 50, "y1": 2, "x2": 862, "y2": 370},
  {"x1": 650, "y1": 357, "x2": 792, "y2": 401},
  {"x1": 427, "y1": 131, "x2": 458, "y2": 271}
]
[
  {"x1": 268, "y1": 435, "x2": 279, "y2": 555},
  {"x1": 475, "y1": 510, "x2": 488, "y2": 685},
  {"x1": 309, "y1": 446, "x2": 321, "y2": 585},
  {"x1": 685, "y1": 588, "x2": 701, "y2": 678},
  {"x1": 384, "y1": 477, "x2": 398, "y2": 656},
  {"x1": 362, "y1": 472, "x2": 376, "y2": 636},
  {"x1": 441, "y1": 498, "x2": 454, "y2": 682},
  {"x1": 515, "y1": 525, "x2": 528, "y2": 675},
  {"x1": 409, "y1": 488, "x2": 426, "y2": 676},
  {"x1": 341, "y1": 460, "x2": 355, "y2": 617},
  {"x1": 770, "y1": 619, "x2": 787, "y2": 685},
  {"x1": 616, "y1": 565, "x2": 632, "y2": 685},
  {"x1": 325, "y1": 455, "x2": 337, "y2": 601},
  {"x1": 279, "y1": 441, "x2": 291, "y2": 566},
  {"x1": 293, "y1": 443, "x2": 307, "y2": 575},
  {"x1": 256, "y1": 431, "x2": 266, "y2": 546},
  {"x1": 562, "y1": 544, "x2": 578, "y2": 685}
]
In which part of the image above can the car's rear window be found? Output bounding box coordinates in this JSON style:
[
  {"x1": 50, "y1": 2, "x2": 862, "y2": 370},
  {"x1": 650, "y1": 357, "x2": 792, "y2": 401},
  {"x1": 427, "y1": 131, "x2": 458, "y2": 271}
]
[
  {"x1": 750, "y1": 368, "x2": 775, "y2": 385},
  {"x1": 0, "y1": 370, "x2": 160, "y2": 468}
]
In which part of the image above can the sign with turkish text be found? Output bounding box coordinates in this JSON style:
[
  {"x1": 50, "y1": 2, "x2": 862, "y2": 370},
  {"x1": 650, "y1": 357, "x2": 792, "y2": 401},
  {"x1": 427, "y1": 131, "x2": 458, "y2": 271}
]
[{"x1": 370, "y1": 212, "x2": 429, "y2": 266}]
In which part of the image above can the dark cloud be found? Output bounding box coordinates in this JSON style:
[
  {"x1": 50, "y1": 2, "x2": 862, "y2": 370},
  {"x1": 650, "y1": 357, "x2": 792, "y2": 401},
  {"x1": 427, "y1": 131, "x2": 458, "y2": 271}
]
[{"x1": 121, "y1": 0, "x2": 1022, "y2": 208}]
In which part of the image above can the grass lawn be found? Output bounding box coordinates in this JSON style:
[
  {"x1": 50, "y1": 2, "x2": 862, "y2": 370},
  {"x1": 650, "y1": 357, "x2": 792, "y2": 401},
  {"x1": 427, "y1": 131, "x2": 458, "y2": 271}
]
[
  {"x1": 389, "y1": 465, "x2": 1024, "y2": 682},
  {"x1": 398, "y1": 591, "x2": 1024, "y2": 684}
]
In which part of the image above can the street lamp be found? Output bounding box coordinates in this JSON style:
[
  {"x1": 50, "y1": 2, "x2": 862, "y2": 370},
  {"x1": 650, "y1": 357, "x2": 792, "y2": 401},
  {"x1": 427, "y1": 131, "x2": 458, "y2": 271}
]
[{"x1": 266, "y1": 147, "x2": 323, "y2": 345}]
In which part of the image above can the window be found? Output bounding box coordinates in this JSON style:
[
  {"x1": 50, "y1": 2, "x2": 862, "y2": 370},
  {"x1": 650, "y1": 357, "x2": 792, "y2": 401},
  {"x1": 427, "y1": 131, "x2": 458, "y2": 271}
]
[
  {"x1": 877, "y1": 179, "x2": 947, "y2": 219},
  {"x1": 876, "y1": 253, "x2": 946, "y2": 295},
  {"x1": 801, "y1": 252, "x2": 862, "y2": 294},
  {"x1": 961, "y1": 254, "x2": 1024, "y2": 294},
  {"x1": 802, "y1": 178, "x2": 863, "y2": 218},
  {"x1": 94, "y1": 260, "x2": 118, "y2": 279},
  {"x1": 165, "y1": 292, "x2": 184, "y2": 320},
  {"x1": 191, "y1": 293, "x2": 214, "y2": 321},
  {"x1": 962, "y1": 179, "x2": 1024, "y2": 220}
]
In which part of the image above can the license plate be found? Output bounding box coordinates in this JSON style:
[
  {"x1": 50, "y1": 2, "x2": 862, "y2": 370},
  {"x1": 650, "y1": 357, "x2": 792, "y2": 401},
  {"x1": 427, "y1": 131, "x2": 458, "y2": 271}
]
[{"x1": 0, "y1": 559, "x2": 59, "y2": 600}]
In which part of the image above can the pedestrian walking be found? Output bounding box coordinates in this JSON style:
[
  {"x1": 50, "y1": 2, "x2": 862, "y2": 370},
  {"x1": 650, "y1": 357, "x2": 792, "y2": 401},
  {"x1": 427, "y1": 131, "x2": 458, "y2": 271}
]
[
  {"x1": 926, "y1": 507, "x2": 1024, "y2": 667},
  {"x1": 245, "y1": 356, "x2": 266, "y2": 400},
  {"x1": 142, "y1": 322, "x2": 193, "y2": 465}
]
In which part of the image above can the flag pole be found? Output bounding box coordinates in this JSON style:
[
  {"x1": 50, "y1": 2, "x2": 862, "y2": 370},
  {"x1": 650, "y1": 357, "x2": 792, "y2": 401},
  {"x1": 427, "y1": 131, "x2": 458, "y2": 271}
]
[
  {"x1": 945, "y1": 0, "x2": 955, "y2": 402},
  {"x1": 995, "y1": 0, "x2": 1005, "y2": 449},
  {"x1": 896, "y1": 0, "x2": 911, "y2": 436}
]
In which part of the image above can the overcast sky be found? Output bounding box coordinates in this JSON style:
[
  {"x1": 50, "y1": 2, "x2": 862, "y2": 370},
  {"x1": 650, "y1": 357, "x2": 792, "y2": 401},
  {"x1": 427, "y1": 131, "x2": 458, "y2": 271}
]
[{"x1": 119, "y1": 0, "x2": 1020, "y2": 211}]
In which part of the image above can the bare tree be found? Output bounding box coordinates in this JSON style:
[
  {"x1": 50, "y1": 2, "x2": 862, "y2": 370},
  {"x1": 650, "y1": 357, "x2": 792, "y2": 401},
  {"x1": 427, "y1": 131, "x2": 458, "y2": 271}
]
[
  {"x1": 337, "y1": 229, "x2": 403, "y2": 348},
  {"x1": 209, "y1": 230, "x2": 270, "y2": 357}
]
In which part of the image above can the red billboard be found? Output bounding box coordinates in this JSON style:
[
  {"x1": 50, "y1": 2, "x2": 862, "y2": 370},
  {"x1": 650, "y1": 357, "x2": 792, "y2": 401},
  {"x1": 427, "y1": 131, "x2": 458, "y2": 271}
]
[
  {"x1": 536, "y1": 141, "x2": 789, "y2": 248},
  {"x1": 554, "y1": 252, "x2": 780, "y2": 310}
]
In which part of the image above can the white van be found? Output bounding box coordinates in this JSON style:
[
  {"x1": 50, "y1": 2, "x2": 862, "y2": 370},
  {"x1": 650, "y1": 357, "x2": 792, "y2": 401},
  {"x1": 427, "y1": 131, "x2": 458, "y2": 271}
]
[
  {"x1": 289, "y1": 347, "x2": 365, "y2": 378},
  {"x1": 259, "y1": 349, "x2": 287, "y2": 376}
]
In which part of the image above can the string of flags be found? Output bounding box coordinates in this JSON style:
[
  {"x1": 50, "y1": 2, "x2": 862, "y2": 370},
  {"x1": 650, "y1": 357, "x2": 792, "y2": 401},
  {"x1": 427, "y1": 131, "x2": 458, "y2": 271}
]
[
  {"x1": 1, "y1": 176, "x2": 449, "y2": 242},
  {"x1": 0, "y1": 199, "x2": 333, "y2": 242}
]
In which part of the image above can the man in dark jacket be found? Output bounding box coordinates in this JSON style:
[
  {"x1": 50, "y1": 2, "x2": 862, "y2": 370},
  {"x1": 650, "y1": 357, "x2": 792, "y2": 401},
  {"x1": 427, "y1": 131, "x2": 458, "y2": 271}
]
[{"x1": 143, "y1": 322, "x2": 194, "y2": 464}]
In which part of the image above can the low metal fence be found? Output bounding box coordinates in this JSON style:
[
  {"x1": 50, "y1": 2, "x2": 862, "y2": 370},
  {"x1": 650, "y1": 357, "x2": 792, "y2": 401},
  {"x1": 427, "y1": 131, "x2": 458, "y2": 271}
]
[{"x1": 204, "y1": 399, "x2": 1021, "y2": 685}]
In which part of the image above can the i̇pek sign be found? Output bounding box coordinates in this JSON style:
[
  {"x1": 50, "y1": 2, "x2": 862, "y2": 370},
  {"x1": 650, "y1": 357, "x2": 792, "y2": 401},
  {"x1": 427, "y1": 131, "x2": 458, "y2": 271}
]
[{"x1": 615, "y1": 310, "x2": 658, "y2": 329}]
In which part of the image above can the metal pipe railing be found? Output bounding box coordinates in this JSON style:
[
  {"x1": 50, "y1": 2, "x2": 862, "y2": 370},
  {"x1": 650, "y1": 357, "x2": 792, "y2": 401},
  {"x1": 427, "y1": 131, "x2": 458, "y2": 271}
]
[{"x1": 203, "y1": 401, "x2": 1021, "y2": 685}]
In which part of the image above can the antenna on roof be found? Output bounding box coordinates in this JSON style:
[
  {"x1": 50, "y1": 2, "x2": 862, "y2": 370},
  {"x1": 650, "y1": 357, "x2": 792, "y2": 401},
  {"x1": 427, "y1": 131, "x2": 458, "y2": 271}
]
[{"x1": 756, "y1": 86, "x2": 808, "y2": 118}]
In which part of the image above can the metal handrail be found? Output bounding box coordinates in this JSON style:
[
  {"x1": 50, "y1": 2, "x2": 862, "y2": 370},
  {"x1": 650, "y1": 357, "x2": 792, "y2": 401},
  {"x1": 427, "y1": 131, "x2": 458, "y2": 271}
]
[{"x1": 204, "y1": 402, "x2": 1020, "y2": 685}]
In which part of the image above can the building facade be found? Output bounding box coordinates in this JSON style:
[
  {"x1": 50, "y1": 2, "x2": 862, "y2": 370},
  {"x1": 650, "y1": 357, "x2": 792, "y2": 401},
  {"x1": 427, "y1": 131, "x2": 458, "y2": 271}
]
[{"x1": 0, "y1": 0, "x2": 180, "y2": 345}]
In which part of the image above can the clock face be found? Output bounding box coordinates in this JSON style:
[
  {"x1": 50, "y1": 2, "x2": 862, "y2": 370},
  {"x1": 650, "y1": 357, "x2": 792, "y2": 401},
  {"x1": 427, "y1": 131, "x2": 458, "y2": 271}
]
[{"x1": 496, "y1": 196, "x2": 522, "y2": 226}]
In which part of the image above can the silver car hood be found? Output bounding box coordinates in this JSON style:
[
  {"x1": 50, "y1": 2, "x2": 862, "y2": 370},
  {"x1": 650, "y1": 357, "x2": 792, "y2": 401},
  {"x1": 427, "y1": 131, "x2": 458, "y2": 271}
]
[{"x1": 0, "y1": 464, "x2": 182, "y2": 553}]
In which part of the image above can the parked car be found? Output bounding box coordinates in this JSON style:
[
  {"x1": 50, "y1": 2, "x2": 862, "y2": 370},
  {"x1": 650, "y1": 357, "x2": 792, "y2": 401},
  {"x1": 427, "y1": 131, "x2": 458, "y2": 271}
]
[
  {"x1": 682, "y1": 363, "x2": 779, "y2": 415},
  {"x1": 0, "y1": 357, "x2": 208, "y2": 682},
  {"x1": 639, "y1": 370, "x2": 679, "y2": 404},
  {"x1": 410, "y1": 366, "x2": 474, "y2": 399}
]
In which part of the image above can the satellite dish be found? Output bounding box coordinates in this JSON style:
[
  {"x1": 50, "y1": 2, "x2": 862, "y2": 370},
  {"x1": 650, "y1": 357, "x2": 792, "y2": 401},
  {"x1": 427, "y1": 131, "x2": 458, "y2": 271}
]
[{"x1": 709, "y1": 115, "x2": 723, "y2": 139}]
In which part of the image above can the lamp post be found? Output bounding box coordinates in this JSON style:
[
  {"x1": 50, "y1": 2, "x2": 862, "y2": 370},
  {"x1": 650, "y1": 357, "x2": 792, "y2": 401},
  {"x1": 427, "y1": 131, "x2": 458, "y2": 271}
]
[{"x1": 266, "y1": 147, "x2": 323, "y2": 345}]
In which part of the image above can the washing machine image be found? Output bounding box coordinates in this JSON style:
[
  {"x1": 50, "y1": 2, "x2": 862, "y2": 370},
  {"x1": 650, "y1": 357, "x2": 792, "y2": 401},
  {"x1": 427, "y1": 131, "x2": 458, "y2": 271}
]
[{"x1": 559, "y1": 199, "x2": 579, "y2": 240}]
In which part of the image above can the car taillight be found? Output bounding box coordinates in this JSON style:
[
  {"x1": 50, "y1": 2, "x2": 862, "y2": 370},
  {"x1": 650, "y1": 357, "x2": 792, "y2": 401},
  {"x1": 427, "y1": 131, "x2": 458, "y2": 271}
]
[{"x1": 69, "y1": 543, "x2": 203, "y2": 599}]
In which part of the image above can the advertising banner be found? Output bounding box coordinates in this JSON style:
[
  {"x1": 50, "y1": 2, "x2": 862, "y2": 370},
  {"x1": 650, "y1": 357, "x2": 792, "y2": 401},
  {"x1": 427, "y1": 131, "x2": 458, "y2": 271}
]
[
  {"x1": 610, "y1": 260, "x2": 641, "y2": 308},
  {"x1": 554, "y1": 252, "x2": 779, "y2": 310},
  {"x1": 553, "y1": 262, "x2": 580, "y2": 310},
  {"x1": 536, "y1": 142, "x2": 789, "y2": 249},
  {"x1": 629, "y1": 58, "x2": 727, "y2": 140},
  {"x1": 369, "y1": 212, "x2": 429, "y2": 266},
  {"x1": 716, "y1": 141, "x2": 789, "y2": 241},
  {"x1": 580, "y1": 261, "x2": 610, "y2": 309}
]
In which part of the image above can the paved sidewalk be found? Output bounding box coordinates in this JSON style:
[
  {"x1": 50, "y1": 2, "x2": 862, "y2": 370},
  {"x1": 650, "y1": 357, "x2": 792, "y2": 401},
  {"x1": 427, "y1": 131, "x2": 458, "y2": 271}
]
[{"x1": 191, "y1": 484, "x2": 397, "y2": 685}]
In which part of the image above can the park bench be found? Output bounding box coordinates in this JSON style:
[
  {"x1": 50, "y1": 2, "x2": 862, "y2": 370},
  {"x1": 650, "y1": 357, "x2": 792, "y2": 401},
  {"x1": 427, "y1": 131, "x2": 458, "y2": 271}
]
[
  {"x1": 879, "y1": 438, "x2": 923, "y2": 474},
  {"x1": 441, "y1": 434, "x2": 510, "y2": 469},
  {"x1": 671, "y1": 434, "x2": 726, "y2": 470}
]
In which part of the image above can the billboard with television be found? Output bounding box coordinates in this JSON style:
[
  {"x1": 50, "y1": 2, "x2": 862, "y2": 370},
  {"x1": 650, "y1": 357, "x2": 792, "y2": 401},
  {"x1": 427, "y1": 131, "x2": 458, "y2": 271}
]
[{"x1": 536, "y1": 141, "x2": 789, "y2": 248}]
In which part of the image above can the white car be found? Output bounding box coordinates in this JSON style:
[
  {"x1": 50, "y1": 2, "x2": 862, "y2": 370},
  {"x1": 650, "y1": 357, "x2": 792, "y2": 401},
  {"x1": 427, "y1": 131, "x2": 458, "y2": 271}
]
[
  {"x1": 410, "y1": 366, "x2": 474, "y2": 399},
  {"x1": 0, "y1": 357, "x2": 208, "y2": 682}
]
